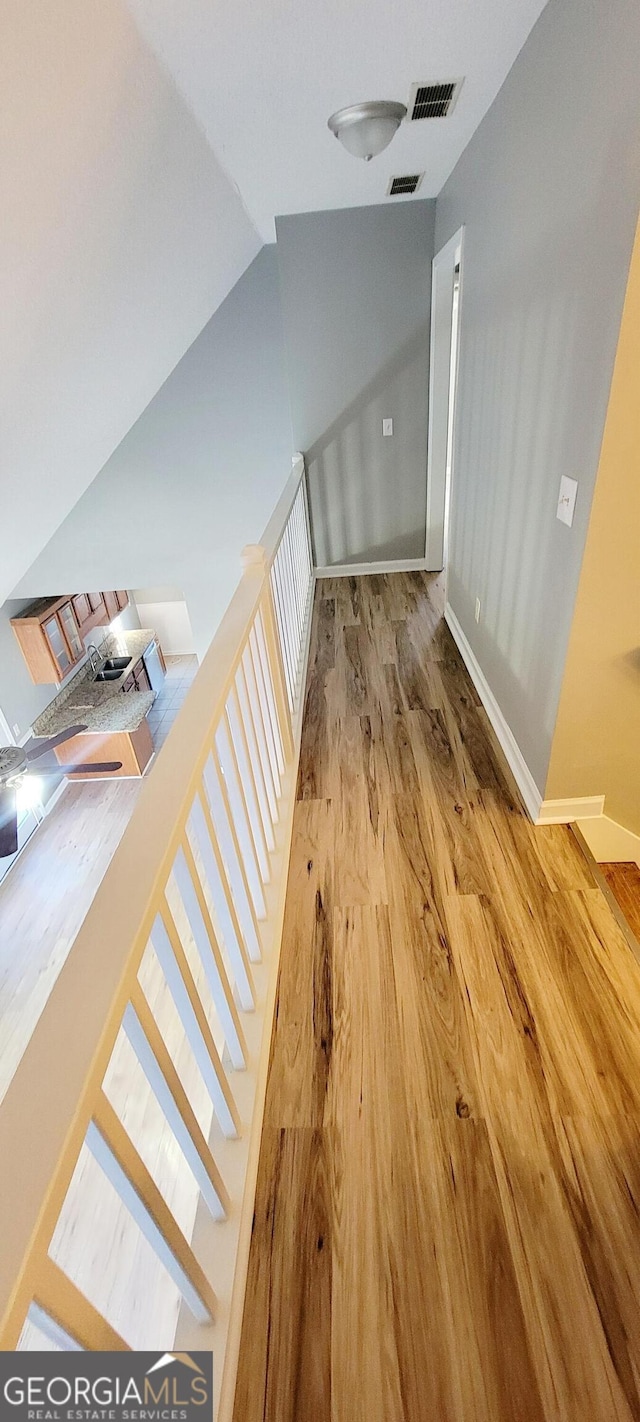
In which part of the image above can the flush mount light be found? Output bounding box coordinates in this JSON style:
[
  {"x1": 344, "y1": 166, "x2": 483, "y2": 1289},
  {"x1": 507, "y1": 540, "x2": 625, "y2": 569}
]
[{"x1": 327, "y1": 100, "x2": 407, "y2": 161}]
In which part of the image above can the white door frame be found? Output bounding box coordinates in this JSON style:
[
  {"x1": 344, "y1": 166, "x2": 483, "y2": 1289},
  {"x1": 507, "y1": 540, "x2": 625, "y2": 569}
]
[{"x1": 425, "y1": 225, "x2": 465, "y2": 574}]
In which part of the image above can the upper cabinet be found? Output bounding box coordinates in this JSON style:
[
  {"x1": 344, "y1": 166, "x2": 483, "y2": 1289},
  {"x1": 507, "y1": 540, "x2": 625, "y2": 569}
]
[
  {"x1": 58, "y1": 601, "x2": 84, "y2": 664},
  {"x1": 103, "y1": 589, "x2": 128, "y2": 621},
  {"x1": 72, "y1": 593, "x2": 91, "y2": 631},
  {"x1": 11, "y1": 590, "x2": 130, "y2": 685},
  {"x1": 12, "y1": 597, "x2": 83, "y2": 684}
]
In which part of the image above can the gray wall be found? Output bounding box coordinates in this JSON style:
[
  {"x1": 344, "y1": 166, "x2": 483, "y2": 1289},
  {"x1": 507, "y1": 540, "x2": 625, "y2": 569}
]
[
  {"x1": 14, "y1": 248, "x2": 294, "y2": 658},
  {"x1": 276, "y1": 202, "x2": 436, "y2": 567},
  {"x1": 0, "y1": 0, "x2": 260, "y2": 607},
  {"x1": 436, "y1": 0, "x2": 640, "y2": 793}
]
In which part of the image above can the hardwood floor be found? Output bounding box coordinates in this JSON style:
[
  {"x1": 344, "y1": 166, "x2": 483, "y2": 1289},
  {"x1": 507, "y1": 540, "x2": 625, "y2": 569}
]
[
  {"x1": 234, "y1": 571, "x2": 640, "y2": 1422},
  {"x1": 0, "y1": 778, "x2": 142, "y2": 1104},
  {"x1": 0, "y1": 654, "x2": 197, "y2": 1106},
  {"x1": 601, "y1": 862, "x2": 640, "y2": 942}
]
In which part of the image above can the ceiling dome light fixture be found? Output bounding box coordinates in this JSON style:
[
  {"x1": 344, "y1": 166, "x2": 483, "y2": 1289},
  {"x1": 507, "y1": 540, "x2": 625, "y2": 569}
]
[{"x1": 327, "y1": 100, "x2": 407, "y2": 161}]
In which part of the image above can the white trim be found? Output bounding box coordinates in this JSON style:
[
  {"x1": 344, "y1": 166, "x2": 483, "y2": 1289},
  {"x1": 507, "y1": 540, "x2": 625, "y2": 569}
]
[
  {"x1": 315, "y1": 557, "x2": 429, "y2": 579},
  {"x1": 577, "y1": 814, "x2": 640, "y2": 867},
  {"x1": 177, "y1": 570, "x2": 316, "y2": 1417},
  {"x1": 537, "y1": 795, "x2": 605, "y2": 825},
  {"x1": 425, "y1": 225, "x2": 465, "y2": 575},
  {"x1": 444, "y1": 603, "x2": 543, "y2": 822}
]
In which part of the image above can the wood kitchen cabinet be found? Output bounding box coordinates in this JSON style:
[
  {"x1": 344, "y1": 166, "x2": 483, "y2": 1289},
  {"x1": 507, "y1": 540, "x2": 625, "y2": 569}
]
[
  {"x1": 12, "y1": 588, "x2": 132, "y2": 683},
  {"x1": 58, "y1": 602, "x2": 84, "y2": 664},
  {"x1": 53, "y1": 721, "x2": 153, "y2": 779},
  {"x1": 72, "y1": 593, "x2": 91, "y2": 631},
  {"x1": 122, "y1": 657, "x2": 152, "y2": 693},
  {"x1": 134, "y1": 660, "x2": 151, "y2": 691},
  {"x1": 102, "y1": 589, "x2": 129, "y2": 621},
  {"x1": 11, "y1": 597, "x2": 85, "y2": 684},
  {"x1": 87, "y1": 591, "x2": 106, "y2": 621},
  {"x1": 103, "y1": 591, "x2": 120, "y2": 622}
]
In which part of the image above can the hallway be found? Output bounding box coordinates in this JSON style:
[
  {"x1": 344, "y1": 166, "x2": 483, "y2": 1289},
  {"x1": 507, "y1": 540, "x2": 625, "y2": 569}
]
[{"x1": 234, "y1": 571, "x2": 640, "y2": 1422}]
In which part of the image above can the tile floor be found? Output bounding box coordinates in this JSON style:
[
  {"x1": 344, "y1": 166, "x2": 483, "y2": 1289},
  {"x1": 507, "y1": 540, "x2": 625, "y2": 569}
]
[{"x1": 146, "y1": 653, "x2": 199, "y2": 753}]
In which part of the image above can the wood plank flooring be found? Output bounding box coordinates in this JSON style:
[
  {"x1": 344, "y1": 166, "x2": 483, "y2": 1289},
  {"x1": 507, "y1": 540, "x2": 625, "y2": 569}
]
[
  {"x1": 601, "y1": 862, "x2": 640, "y2": 942},
  {"x1": 234, "y1": 571, "x2": 640, "y2": 1422},
  {"x1": 0, "y1": 654, "x2": 197, "y2": 1107},
  {"x1": 0, "y1": 778, "x2": 142, "y2": 1105}
]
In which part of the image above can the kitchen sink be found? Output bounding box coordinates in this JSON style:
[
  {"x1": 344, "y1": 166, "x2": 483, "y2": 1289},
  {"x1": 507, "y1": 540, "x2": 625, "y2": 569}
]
[
  {"x1": 102, "y1": 657, "x2": 131, "y2": 671},
  {"x1": 92, "y1": 668, "x2": 123, "y2": 682}
]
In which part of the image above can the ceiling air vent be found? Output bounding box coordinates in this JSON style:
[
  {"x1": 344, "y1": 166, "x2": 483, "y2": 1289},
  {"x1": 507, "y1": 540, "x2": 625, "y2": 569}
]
[
  {"x1": 408, "y1": 79, "x2": 464, "y2": 120},
  {"x1": 388, "y1": 173, "x2": 424, "y2": 196}
]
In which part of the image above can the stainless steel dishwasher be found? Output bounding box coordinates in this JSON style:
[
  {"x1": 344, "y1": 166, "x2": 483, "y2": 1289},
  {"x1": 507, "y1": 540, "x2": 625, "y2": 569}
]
[{"x1": 143, "y1": 638, "x2": 166, "y2": 693}]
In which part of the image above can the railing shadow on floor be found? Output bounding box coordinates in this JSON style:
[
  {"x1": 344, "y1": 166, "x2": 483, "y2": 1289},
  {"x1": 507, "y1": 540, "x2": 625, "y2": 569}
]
[{"x1": 0, "y1": 457, "x2": 314, "y2": 1420}]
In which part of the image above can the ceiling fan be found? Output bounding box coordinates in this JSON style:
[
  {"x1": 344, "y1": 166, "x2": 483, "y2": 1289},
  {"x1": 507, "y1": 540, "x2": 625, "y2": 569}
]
[{"x1": 0, "y1": 725, "x2": 123, "y2": 859}]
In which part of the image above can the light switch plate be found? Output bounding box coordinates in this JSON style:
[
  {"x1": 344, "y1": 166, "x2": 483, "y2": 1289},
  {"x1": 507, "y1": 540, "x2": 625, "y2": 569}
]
[
  {"x1": 382, "y1": 418, "x2": 393, "y2": 437},
  {"x1": 556, "y1": 476, "x2": 578, "y2": 527}
]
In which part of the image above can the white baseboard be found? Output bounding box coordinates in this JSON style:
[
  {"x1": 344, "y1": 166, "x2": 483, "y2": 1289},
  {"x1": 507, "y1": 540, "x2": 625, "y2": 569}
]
[
  {"x1": 577, "y1": 814, "x2": 640, "y2": 867},
  {"x1": 444, "y1": 606, "x2": 613, "y2": 832},
  {"x1": 444, "y1": 604, "x2": 543, "y2": 822},
  {"x1": 537, "y1": 795, "x2": 605, "y2": 824},
  {"x1": 315, "y1": 557, "x2": 430, "y2": 579}
]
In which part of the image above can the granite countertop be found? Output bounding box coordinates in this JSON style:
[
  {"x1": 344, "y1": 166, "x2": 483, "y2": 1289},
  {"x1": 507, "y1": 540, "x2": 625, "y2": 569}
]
[{"x1": 32, "y1": 629, "x2": 157, "y2": 738}]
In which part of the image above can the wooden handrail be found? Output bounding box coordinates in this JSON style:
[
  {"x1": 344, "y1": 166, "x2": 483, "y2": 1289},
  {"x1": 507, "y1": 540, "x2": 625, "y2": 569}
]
[{"x1": 0, "y1": 459, "x2": 313, "y2": 1358}]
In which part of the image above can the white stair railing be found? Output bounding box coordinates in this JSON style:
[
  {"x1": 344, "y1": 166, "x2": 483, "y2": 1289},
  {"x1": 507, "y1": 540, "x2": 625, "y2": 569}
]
[{"x1": 0, "y1": 459, "x2": 314, "y2": 1418}]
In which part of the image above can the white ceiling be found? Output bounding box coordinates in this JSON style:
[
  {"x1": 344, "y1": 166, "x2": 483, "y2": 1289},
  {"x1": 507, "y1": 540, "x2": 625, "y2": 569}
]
[{"x1": 126, "y1": 0, "x2": 550, "y2": 240}]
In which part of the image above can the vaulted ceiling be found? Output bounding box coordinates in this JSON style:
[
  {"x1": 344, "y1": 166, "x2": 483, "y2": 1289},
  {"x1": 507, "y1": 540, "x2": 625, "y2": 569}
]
[
  {"x1": 0, "y1": 0, "x2": 260, "y2": 605},
  {"x1": 2, "y1": 0, "x2": 549, "y2": 602},
  {"x1": 126, "y1": 0, "x2": 550, "y2": 240}
]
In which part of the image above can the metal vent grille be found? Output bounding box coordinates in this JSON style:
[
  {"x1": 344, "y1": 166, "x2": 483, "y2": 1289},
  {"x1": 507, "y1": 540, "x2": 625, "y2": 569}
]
[
  {"x1": 408, "y1": 79, "x2": 463, "y2": 120},
  {"x1": 388, "y1": 174, "x2": 423, "y2": 196}
]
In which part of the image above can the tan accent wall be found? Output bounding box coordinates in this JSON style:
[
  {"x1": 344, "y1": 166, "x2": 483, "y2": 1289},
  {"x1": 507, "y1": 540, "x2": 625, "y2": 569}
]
[{"x1": 545, "y1": 218, "x2": 640, "y2": 834}]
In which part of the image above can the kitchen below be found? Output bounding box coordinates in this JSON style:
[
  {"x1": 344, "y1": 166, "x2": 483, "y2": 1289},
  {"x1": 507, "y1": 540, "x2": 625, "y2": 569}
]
[
  {"x1": 31, "y1": 628, "x2": 168, "y2": 778},
  {"x1": 8, "y1": 586, "x2": 198, "y2": 783},
  {"x1": 0, "y1": 608, "x2": 197, "y2": 1090},
  {"x1": 0, "y1": 586, "x2": 198, "y2": 887}
]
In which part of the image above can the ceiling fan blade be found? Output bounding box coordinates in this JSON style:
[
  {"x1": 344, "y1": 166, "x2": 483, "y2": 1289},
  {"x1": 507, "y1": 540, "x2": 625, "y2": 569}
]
[
  {"x1": 25, "y1": 726, "x2": 88, "y2": 762},
  {"x1": 52, "y1": 762, "x2": 123, "y2": 775},
  {"x1": 0, "y1": 785, "x2": 18, "y2": 859}
]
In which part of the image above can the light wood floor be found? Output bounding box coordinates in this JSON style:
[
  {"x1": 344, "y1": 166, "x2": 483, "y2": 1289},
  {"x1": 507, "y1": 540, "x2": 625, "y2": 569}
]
[
  {"x1": 234, "y1": 571, "x2": 640, "y2": 1422},
  {"x1": 0, "y1": 654, "x2": 197, "y2": 1106},
  {"x1": 602, "y1": 862, "x2": 640, "y2": 943},
  {"x1": 0, "y1": 778, "x2": 142, "y2": 1104}
]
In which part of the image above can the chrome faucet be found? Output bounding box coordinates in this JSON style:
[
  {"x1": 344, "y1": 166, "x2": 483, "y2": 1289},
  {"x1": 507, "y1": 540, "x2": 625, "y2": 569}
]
[{"x1": 87, "y1": 643, "x2": 102, "y2": 675}]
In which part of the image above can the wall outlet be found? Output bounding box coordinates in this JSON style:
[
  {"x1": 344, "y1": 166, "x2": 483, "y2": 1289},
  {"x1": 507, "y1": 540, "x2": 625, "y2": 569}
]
[
  {"x1": 474, "y1": 598, "x2": 481, "y2": 623},
  {"x1": 382, "y1": 418, "x2": 393, "y2": 437},
  {"x1": 556, "y1": 475, "x2": 578, "y2": 527}
]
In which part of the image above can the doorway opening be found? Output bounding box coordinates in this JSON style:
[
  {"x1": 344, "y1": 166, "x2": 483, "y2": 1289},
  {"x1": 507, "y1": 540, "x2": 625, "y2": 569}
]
[{"x1": 425, "y1": 227, "x2": 464, "y2": 578}]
